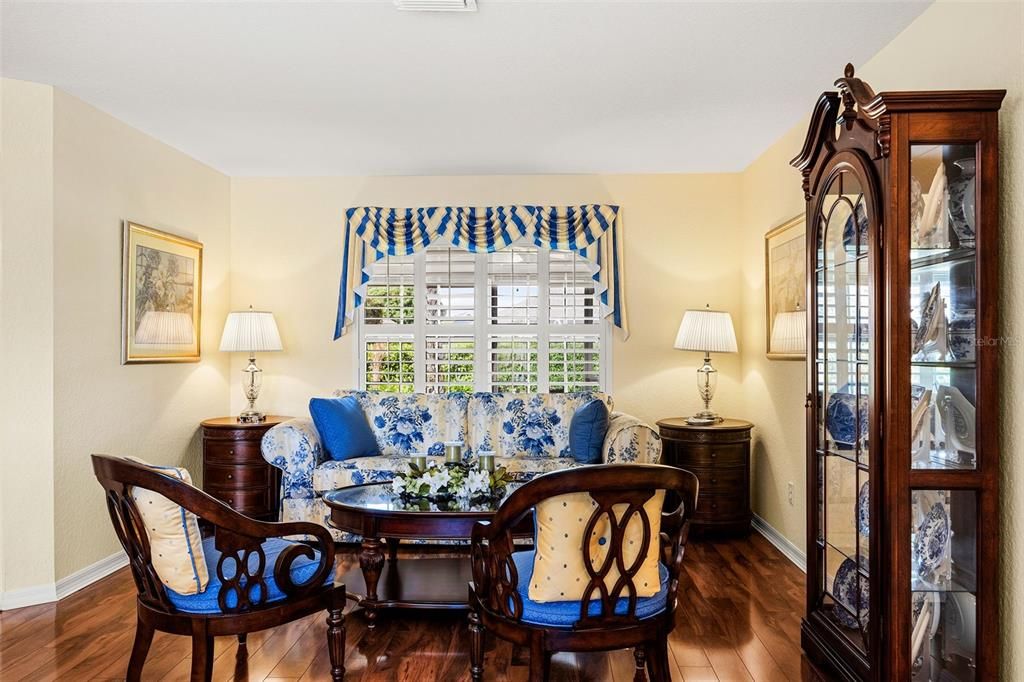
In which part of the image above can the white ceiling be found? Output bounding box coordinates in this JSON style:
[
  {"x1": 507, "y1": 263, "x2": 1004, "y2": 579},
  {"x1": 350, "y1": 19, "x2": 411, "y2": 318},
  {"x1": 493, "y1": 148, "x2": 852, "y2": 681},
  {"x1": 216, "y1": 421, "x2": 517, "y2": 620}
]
[{"x1": 1, "y1": 1, "x2": 929, "y2": 176}]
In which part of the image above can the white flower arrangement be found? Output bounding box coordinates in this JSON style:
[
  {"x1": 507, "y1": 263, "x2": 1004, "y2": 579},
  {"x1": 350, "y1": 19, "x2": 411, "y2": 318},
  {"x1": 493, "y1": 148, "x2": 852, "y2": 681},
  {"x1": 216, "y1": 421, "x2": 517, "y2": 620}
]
[{"x1": 391, "y1": 459, "x2": 510, "y2": 504}]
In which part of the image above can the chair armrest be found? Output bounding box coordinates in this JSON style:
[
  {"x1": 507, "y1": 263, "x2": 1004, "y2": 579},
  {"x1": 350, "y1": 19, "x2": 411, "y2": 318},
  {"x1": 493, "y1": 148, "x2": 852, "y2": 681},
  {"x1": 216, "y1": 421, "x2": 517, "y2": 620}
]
[
  {"x1": 262, "y1": 418, "x2": 323, "y2": 500},
  {"x1": 602, "y1": 413, "x2": 663, "y2": 464}
]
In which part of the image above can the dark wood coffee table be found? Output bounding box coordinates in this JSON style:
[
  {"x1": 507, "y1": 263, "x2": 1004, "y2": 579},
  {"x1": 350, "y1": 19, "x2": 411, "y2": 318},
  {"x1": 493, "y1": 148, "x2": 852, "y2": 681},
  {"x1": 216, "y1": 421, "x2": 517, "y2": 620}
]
[{"x1": 323, "y1": 483, "x2": 526, "y2": 627}]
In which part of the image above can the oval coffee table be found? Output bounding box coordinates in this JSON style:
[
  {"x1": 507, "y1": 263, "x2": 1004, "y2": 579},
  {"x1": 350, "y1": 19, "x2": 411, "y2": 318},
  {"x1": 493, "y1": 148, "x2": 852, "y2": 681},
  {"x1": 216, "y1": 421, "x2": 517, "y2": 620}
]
[{"x1": 323, "y1": 483, "x2": 527, "y2": 627}]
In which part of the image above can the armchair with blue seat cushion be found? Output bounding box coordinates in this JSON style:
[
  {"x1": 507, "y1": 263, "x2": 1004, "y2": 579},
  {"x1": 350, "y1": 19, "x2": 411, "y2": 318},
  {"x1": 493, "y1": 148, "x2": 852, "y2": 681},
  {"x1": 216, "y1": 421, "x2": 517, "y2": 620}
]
[
  {"x1": 91, "y1": 455, "x2": 346, "y2": 682},
  {"x1": 262, "y1": 390, "x2": 662, "y2": 541},
  {"x1": 467, "y1": 464, "x2": 699, "y2": 682}
]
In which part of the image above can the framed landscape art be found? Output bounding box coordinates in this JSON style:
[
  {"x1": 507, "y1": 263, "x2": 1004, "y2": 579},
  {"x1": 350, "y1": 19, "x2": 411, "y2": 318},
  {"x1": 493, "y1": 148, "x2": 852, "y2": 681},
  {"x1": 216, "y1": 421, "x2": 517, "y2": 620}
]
[
  {"x1": 121, "y1": 221, "x2": 202, "y2": 364},
  {"x1": 764, "y1": 214, "x2": 806, "y2": 360}
]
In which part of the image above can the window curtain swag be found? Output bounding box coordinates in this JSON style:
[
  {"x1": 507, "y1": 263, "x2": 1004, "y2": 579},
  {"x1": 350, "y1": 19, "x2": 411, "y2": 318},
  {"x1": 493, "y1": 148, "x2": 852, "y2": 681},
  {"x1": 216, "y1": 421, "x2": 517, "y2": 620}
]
[{"x1": 334, "y1": 204, "x2": 627, "y2": 340}]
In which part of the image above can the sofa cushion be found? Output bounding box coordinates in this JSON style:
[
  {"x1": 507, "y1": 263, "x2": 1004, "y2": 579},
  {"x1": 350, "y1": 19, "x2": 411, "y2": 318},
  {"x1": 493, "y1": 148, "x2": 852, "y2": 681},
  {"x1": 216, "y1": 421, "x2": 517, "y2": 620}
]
[
  {"x1": 310, "y1": 396, "x2": 380, "y2": 461},
  {"x1": 511, "y1": 550, "x2": 668, "y2": 627},
  {"x1": 312, "y1": 454, "x2": 592, "y2": 493},
  {"x1": 569, "y1": 399, "x2": 609, "y2": 464},
  {"x1": 166, "y1": 536, "x2": 330, "y2": 614},
  {"x1": 335, "y1": 391, "x2": 470, "y2": 457},
  {"x1": 467, "y1": 392, "x2": 612, "y2": 459},
  {"x1": 127, "y1": 457, "x2": 208, "y2": 596},
  {"x1": 529, "y1": 490, "x2": 664, "y2": 603}
]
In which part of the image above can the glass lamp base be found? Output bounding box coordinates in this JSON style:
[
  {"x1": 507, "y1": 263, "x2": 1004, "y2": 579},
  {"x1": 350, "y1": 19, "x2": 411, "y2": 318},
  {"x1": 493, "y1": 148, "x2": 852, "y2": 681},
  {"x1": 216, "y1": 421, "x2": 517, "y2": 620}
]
[
  {"x1": 237, "y1": 410, "x2": 266, "y2": 424},
  {"x1": 687, "y1": 410, "x2": 722, "y2": 426}
]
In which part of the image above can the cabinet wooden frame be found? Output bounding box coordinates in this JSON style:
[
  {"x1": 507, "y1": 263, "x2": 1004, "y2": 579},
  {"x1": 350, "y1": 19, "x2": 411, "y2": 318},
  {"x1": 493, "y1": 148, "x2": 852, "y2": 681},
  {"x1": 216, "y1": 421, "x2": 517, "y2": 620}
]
[{"x1": 791, "y1": 65, "x2": 1004, "y2": 682}]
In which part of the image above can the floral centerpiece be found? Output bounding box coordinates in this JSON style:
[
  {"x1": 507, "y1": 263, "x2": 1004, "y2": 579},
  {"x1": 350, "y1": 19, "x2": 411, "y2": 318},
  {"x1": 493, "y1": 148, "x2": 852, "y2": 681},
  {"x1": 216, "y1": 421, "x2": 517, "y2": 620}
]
[{"x1": 391, "y1": 459, "x2": 511, "y2": 505}]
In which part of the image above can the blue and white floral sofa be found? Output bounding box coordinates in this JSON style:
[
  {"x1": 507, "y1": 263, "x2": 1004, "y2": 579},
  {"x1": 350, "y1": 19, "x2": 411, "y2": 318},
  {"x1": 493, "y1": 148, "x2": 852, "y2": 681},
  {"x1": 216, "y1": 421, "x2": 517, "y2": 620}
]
[{"x1": 262, "y1": 390, "x2": 661, "y2": 540}]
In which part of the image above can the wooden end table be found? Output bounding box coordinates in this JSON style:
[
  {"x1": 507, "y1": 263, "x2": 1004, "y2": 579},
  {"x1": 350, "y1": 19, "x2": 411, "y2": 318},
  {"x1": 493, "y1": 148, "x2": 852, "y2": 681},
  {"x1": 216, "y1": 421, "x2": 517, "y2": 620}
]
[{"x1": 323, "y1": 483, "x2": 528, "y2": 628}]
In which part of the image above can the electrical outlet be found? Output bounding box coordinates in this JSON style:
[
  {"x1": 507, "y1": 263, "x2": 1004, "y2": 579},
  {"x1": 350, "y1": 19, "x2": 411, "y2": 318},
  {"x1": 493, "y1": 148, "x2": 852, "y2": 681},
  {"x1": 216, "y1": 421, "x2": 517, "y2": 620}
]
[{"x1": 787, "y1": 481, "x2": 795, "y2": 506}]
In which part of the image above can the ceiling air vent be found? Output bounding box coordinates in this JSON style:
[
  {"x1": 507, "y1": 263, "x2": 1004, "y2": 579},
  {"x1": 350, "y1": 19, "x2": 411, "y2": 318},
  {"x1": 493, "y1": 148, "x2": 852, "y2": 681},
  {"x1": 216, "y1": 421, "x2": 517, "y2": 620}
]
[{"x1": 395, "y1": 0, "x2": 477, "y2": 11}]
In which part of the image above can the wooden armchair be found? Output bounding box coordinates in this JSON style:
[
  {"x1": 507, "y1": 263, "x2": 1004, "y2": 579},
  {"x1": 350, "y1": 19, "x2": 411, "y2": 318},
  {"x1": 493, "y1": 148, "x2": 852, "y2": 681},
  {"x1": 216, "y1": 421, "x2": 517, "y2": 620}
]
[
  {"x1": 468, "y1": 464, "x2": 698, "y2": 682},
  {"x1": 91, "y1": 454, "x2": 346, "y2": 681}
]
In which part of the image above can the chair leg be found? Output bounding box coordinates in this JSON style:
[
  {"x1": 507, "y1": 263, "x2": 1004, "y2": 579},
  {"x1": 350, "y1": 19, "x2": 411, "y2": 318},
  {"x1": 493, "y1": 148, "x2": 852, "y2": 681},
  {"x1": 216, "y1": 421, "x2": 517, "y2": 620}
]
[
  {"x1": 528, "y1": 636, "x2": 551, "y2": 682},
  {"x1": 327, "y1": 592, "x2": 347, "y2": 682},
  {"x1": 126, "y1": 616, "x2": 155, "y2": 682},
  {"x1": 633, "y1": 647, "x2": 647, "y2": 682},
  {"x1": 237, "y1": 633, "x2": 248, "y2": 647},
  {"x1": 190, "y1": 633, "x2": 215, "y2": 681},
  {"x1": 468, "y1": 609, "x2": 485, "y2": 681},
  {"x1": 644, "y1": 639, "x2": 671, "y2": 682}
]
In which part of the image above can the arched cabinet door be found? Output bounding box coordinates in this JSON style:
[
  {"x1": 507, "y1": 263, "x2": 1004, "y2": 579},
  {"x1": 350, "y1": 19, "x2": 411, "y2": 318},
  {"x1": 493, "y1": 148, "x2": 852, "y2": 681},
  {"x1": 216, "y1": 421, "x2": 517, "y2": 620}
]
[{"x1": 806, "y1": 144, "x2": 882, "y2": 669}]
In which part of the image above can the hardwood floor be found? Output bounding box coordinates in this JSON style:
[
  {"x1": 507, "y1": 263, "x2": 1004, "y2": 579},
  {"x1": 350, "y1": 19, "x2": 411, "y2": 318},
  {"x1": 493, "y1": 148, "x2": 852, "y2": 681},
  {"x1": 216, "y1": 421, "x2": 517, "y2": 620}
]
[{"x1": 0, "y1": 533, "x2": 807, "y2": 681}]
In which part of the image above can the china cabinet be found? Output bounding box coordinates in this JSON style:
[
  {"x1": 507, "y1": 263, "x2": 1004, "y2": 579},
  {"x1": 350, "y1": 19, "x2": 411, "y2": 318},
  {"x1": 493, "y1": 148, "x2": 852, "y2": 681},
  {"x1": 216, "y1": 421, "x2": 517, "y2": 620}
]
[{"x1": 792, "y1": 65, "x2": 1003, "y2": 681}]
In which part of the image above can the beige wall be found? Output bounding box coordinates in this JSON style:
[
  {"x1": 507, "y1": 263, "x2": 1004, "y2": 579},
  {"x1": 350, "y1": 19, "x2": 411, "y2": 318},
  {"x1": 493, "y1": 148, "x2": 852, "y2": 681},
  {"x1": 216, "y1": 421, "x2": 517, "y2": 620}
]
[
  {"x1": 228, "y1": 174, "x2": 744, "y2": 426},
  {"x1": 50, "y1": 91, "x2": 232, "y2": 580},
  {"x1": 0, "y1": 79, "x2": 56, "y2": 595},
  {"x1": 736, "y1": 1, "x2": 1024, "y2": 676}
]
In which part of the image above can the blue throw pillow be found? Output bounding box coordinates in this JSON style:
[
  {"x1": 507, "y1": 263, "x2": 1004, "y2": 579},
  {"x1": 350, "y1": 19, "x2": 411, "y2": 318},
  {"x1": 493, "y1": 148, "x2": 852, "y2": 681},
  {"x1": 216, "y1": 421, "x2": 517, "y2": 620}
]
[
  {"x1": 309, "y1": 396, "x2": 380, "y2": 461},
  {"x1": 569, "y1": 399, "x2": 609, "y2": 464}
]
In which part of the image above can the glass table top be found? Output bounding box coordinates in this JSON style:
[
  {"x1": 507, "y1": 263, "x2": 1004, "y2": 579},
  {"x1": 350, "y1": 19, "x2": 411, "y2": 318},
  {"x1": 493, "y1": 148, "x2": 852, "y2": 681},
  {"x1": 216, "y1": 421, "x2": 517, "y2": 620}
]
[{"x1": 322, "y1": 482, "x2": 523, "y2": 515}]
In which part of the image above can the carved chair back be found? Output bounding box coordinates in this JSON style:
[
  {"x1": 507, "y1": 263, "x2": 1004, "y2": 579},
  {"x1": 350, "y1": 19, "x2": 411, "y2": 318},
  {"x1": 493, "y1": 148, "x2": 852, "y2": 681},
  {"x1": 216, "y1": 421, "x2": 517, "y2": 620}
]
[
  {"x1": 91, "y1": 454, "x2": 336, "y2": 616},
  {"x1": 471, "y1": 464, "x2": 698, "y2": 627}
]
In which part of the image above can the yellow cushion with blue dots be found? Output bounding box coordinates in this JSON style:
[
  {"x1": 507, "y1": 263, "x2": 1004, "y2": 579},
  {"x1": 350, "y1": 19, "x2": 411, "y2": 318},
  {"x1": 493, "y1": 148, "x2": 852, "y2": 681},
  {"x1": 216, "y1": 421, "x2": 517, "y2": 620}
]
[
  {"x1": 529, "y1": 490, "x2": 664, "y2": 603},
  {"x1": 126, "y1": 457, "x2": 209, "y2": 596}
]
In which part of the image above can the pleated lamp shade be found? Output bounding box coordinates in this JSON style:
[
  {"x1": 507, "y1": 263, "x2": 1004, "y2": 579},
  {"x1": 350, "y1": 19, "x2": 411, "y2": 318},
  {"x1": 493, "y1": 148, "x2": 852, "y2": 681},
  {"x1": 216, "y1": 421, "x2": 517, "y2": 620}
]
[
  {"x1": 135, "y1": 311, "x2": 194, "y2": 345},
  {"x1": 219, "y1": 309, "x2": 283, "y2": 353},
  {"x1": 674, "y1": 308, "x2": 738, "y2": 353},
  {"x1": 770, "y1": 310, "x2": 807, "y2": 354}
]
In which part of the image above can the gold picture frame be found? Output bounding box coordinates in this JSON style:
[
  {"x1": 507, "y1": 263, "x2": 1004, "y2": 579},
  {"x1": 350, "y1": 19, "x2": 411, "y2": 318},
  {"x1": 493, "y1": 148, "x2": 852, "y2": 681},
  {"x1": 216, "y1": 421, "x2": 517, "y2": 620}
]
[
  {"x1": 765, "y1": 214, "x2": 806, "y2": 360},
  {"x1": 121, "y1": 221, "x2": 202, "y2": 364}
]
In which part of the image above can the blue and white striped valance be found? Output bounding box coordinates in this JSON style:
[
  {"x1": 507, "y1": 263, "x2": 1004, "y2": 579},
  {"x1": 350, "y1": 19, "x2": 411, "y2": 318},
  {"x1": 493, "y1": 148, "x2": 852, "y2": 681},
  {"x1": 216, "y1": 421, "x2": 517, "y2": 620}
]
[{"x1": 335, "y1": 204, "x2": 628, "y2": 339}]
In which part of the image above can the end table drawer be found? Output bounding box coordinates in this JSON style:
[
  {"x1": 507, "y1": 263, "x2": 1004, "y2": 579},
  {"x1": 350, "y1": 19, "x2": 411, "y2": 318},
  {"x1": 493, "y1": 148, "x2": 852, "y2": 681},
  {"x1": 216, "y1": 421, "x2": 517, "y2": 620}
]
[
  {"x1": 206, "y1": 486, "x2": 270, "y2": 513},
  {"x1": 688, "y1": 465, "x2": 746, "y2": 493},
  {"x1": 204, "y1": 440, "x2": 262, "y2": 464},
  {"x1": 204, "y1": 463, "x2": 269, "y2": 489},
  {"x1": 694, "y1": 493, "x2": 747, "y2": 520},
  {"x1": 668, "y1": 442, "x2": 746, "y2": 468}
]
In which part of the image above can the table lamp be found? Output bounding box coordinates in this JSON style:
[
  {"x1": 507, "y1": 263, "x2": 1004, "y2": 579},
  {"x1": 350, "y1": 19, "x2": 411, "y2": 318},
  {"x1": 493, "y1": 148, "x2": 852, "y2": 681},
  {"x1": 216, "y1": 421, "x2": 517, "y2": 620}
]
[
  {"x1": 674, "y1": 304, "x2": 738, "y2": 425},
  {"x1": 219, "y1": 306, "x2": 283, "y2": 423}
]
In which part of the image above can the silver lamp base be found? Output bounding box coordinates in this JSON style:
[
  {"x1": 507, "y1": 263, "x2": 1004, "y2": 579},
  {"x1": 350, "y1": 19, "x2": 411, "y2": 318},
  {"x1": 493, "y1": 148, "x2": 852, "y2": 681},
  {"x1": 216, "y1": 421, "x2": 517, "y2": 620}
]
[
  {"x1": 687, "y1": 410, "x2": 722, "y2": 426},
  {"x1": 237, "y1": 410, "x2": 266, "y2": 424}
]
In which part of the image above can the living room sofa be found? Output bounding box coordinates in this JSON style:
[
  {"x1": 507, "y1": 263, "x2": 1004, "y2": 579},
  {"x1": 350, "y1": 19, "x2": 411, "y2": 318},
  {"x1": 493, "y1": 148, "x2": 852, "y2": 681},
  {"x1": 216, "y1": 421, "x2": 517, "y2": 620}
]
[{"x1": 262, "y1": 390, "x2": 661, "y2": 540}]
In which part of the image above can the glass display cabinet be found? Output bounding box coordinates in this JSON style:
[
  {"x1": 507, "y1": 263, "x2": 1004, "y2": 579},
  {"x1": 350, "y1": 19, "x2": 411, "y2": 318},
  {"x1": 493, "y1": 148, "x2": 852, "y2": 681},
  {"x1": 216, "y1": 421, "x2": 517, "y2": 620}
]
[{"x1": 792, "y1": 65, "x2": 1004, "y2": 681}]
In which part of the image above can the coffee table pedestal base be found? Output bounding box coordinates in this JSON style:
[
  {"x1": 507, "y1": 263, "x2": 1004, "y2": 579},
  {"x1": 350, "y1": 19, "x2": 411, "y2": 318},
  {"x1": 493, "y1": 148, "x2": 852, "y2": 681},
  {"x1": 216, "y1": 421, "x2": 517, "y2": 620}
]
[{"x1": 342, "y1": 553, "x2": 475, "y2": 625}]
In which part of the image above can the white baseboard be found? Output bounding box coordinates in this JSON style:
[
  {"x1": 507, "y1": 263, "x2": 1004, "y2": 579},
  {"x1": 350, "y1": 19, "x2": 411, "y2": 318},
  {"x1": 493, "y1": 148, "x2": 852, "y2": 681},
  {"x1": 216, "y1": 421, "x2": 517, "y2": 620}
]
[
  {"x1": 0, "y1": 583, "x2": 57, "y2": 611},
  {"x1": 0, "y1": 549, "x2": 128, "y2": 611},
  {"x1": 752, "y1": 513, "x2": 806, "y2": 572},
  {"x1": 56, "y1": 550, "x2": 129, "y2": 600}
]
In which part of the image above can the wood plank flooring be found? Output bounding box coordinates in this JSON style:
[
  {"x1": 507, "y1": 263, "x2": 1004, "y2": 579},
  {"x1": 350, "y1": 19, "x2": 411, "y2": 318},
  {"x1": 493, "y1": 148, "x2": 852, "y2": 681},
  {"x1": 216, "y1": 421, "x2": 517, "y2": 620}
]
[{"x1": 0, "y1": 533, "x2": 808, "y2": 681}]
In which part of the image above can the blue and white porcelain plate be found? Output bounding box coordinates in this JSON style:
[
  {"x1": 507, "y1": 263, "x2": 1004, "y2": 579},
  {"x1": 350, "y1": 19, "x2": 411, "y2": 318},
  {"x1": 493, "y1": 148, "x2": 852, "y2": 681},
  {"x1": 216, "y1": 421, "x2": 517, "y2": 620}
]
[
  {"x1": 832, "y1": 557, "x2": 869, "y2": 629},
  {"x1": 913, "y1": 502, "x2": 950, "y2": 580},
  {"x1": 825, "y1": 385, "x2": 868, "y2": 450},
  {"x1": 857, "y1": 481, "x2": 870, "y2": 537}
]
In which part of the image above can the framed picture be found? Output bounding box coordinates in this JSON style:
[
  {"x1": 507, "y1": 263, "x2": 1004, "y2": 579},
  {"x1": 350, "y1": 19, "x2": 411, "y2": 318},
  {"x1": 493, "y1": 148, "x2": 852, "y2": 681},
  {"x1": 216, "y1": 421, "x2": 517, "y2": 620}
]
[
  {"x1": 765, "y1": 214, "x2": 806, "y2": 360},
  {"x1": 121, "y1": 221, "x2": 202, "y2": 364}
]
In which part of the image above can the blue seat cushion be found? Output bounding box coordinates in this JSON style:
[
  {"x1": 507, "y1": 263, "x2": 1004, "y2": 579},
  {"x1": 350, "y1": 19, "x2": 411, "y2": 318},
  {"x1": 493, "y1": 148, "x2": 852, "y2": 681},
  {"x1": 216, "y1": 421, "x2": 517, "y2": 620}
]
[
  {"x1": 569, "y1": 399, "x2": 609, "y2": 464},
  {"x1": 310, "y1": 396, "x2": 380, "y2": 461},
  {"x1": 509, "y1": 550, "x2": 669, "y2": 627},
  {"x1": 166, "y1": 537, "x2": 331, "y2": 614}
]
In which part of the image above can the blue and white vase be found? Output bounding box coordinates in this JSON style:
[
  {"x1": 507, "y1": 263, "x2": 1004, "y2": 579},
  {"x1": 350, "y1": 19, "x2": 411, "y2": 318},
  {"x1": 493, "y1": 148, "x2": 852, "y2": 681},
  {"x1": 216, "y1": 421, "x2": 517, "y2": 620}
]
[{"x1": 948, "y1": 310, "x2": 976, "y2": 362}]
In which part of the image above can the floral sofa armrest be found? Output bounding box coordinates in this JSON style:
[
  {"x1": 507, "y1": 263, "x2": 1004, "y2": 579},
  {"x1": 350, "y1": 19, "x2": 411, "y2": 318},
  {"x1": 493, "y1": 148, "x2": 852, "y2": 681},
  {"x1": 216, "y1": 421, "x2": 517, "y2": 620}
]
[
  {"x1": 602, "y1": 412, "x2": 662, "y2": 464},
  {"x1": 261, "y1": 418, "x2": 324, "y2": 500}
]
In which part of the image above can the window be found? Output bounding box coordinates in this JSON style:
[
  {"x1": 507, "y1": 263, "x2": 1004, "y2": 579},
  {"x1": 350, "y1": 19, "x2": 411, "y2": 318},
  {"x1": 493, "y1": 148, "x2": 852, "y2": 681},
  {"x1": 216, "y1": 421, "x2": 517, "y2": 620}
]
[{"x1": 360, "y1": 242, "x2": 609, "y2": 393}]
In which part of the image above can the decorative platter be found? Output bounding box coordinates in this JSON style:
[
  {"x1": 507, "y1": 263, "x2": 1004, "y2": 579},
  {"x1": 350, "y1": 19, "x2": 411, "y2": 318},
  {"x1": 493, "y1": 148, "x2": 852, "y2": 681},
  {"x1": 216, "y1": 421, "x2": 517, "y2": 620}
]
[
  {"x1": 947, "y1": 158, "x2": 976, "y2": 248},
  {"x1": 913, "y1": 501, "x2": 951, "y2": 581},
  {"x1": 832, "y1": 557, "x2": 869, "y2": 629}
]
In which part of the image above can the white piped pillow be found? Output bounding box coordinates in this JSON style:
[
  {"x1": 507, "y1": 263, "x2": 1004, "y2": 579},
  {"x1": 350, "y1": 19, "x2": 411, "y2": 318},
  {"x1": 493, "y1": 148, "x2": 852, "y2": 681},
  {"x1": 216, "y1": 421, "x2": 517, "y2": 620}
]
[{"x1": 127, "y1": 457, "x2": 209, "y2": 596}]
